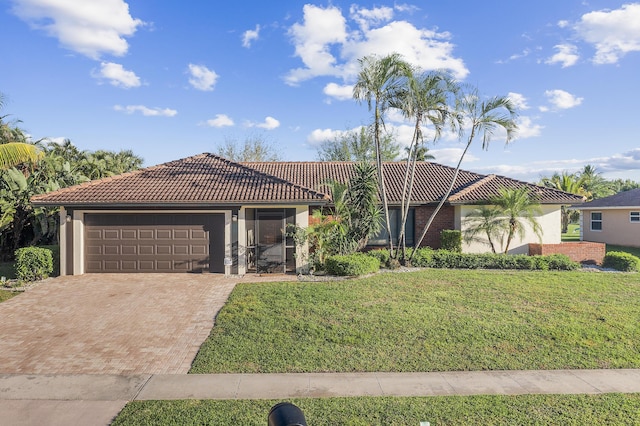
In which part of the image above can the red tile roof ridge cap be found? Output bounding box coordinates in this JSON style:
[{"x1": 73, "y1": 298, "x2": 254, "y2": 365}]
[
  {"x1": 448, "y1": 174, "x2": 497, "y2": 202},
  {"x1": 214, "y1": 154, "x2": 331, "y2": 200}
]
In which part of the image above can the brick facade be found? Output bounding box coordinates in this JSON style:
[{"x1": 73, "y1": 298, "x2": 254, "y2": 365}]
[
  {"x1": 528, "y1": 242, "x2": 606, "y2": 265},
  {"x1": 414, "y1": 205, "x2": 455, "y2": 249}
]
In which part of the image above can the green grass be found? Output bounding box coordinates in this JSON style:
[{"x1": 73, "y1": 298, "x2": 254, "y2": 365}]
[
  {"x1": 561, "y1": 223, "x2": 581, "y2": 241},
  {"x1": 113, "y1": 394, "x2": 640, "y2": 425},
  {"x1": 0, "y1": 289, "x2": 18, "y2": 303},
  {"x1": 608, "y1": 244, "x2": 640, "y2": 258},
  {"x1": 190, "y1": 269, "x2": 640, "y2": 373}
]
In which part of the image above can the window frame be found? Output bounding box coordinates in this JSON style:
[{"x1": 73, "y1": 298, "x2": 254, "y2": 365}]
[
  {"x1": 367, "y1": 208, "x2": 415, "y2": 247},
  {"x1": 590, "y1": 211, "x2": 603, "y2": 231},
  {"x1": 630, "y1": 211, "x2": 640, "y2": 223}
]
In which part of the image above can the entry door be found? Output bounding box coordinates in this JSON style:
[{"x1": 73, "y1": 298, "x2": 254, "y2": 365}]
[{"x1": 257, "y1": 211, "x2": 285, "y2": 273}]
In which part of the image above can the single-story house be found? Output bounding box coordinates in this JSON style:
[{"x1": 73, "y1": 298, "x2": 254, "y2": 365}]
[
  {"x1": 31, "y1": 153, "x2": 583, "y2": 275},
  {"x1": 573, "y1": 188, "x2": 640, "y2": 248}
]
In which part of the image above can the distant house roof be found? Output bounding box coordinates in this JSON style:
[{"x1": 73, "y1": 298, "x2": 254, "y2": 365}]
[
  {"x1": 31, "y1": 153, "x2": 583, "y2": 207},
  {"x1": 573, "y1": 188, "x2": 640, "y2": 209}
]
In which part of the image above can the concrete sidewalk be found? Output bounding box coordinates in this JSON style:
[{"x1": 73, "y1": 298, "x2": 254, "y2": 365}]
[{"x1": 2, "y1": 370, "x2": 640, "y2": 425}]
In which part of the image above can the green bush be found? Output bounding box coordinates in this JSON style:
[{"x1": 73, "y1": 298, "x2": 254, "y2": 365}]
[
  {"x1": 38, "y1": 244, "x2": 60, "y2": 277},
  {"x1": 440, "y1": 230, "x2": 462, "y2": 252},
  {"x1": 545, "y1": 254, "x2": 580, "y2": 271},
  {"x1": 14, "y1": 247, "x2": 53, "y2": 282},
  {"x1": 603, "y1": 251, "x2": 640, "y2": 272},
  {"x1": 366, "y1": 249, "x2": 390, "y2": 268},
  {"x1": 326, "y1": 253, "x2": 380, "y2": 276}
]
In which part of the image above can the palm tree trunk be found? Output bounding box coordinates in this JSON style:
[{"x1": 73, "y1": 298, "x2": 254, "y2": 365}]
[{"x1": 375, "y1": 105, "x2": 394, "y2": 256}]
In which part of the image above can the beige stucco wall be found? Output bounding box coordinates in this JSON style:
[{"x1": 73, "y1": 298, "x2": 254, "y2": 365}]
[
  {"x1": 580, "y1": 209, "x2": 640, "y2": 247},
  {"x1": 456, "y1": 205, "x2": 562, "y2": 254}
]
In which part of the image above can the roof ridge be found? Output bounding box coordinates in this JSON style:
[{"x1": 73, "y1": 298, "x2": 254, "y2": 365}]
[
  {"x1": 448, "y1": 174, "x2": 496, "y2": 202},
  {"x1": 220, "y1": 154, "x2": 330, "y2": 200}
]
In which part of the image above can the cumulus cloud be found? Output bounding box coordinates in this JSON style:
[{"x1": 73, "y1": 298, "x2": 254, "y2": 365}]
[
  {"x1": 113, "y1": 105, "x2": 177, "y2": 117},
  {"x1": 513, "y1": 116, "x2": 543, "y2": 139},
  {"x1": 242, "y1": 25, "x2": 260, "y2": 48},
  {"x1": 187, "y1": 64, "x2": 218, "y2": 91},
  {"x1": 285, "y1": 4, "x2": 468, "y2": 86},
  {"x1": 545, "y1": 43, "x2": 580, "y2": 68},
  {"x1": 246, "y1": 116, "x2": 280, "y2": 130},
  {"x1": 542, "y1": 89, "x2": 584, "y2": 110},
  {"x1": 323, "y1": 82, "x2": 354, "y2": 101},
  {"x1": 204, "y1": 114, "x2": 234, "y2": 128},
  {"x1": 306, "y1": 128, "x2": 349, "y2": 145},
  {"x1": 92, "y1": 62, "x2": 141, "y2": 88},
  {"x1": 574, "y1": 3, "x2": 640, "y2": 64},
  {"x1": 11, "y1": 0, "x2": 144, "y2": 59},
  {"x1": 507, "y1": 92, "x2": 529, "y2": 110}
]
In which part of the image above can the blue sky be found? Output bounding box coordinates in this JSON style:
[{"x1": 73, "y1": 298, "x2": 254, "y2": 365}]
[{"x1": 2, "y1": 0, "x2": 640, "y2": 183}]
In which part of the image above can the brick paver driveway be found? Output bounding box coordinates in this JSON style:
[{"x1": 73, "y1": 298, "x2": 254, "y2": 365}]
[{"x1": 0, "y1": 274, "x2": 295, "y2": 375}]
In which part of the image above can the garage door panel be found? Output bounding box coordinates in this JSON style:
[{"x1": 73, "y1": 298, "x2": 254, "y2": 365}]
[{"x1": 85, "y1": 213, "x2": 225, "y2": 273}]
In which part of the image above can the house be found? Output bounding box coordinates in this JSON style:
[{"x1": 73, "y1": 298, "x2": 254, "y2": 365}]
[
  {"x1": 573, "y1": 188, "x2": 640, "y2": 248},
  {"x1": 31, "y1": 153, "x2": 583, "y2": 275}
]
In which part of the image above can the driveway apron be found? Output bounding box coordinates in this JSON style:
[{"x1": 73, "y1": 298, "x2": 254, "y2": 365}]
[{"x1": 0, "y1": 274, "x2": 286, "y2": 375}]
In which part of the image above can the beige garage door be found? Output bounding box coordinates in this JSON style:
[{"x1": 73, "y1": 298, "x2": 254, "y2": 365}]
[{"x1": 84, "y1": 213, "x2": 225, "y2": 273}]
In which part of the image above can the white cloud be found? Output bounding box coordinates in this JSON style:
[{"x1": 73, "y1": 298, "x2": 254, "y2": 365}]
[
  {"x1": 246, "y1": 116, "x2": 280, "y2": 130},
  {"x1": 92, "y1": 62, "x2": 141, "y2": 88},
  {"x1": 545, "y1": 44, "x2": 580, "y2": 68},
  {"x1": 514, "y1": 116, "x2": 543, "y2": 139},
  {"x1": 187, "y1": 64, "x2": 218, "y2": 91},
  {"x1": 557, "y1": 20, "x2": 570, "y2": 28},
  {"x1": 204, "y1": 114, "x2": 234, "y2": 128},
  {"x1": 574, "y1": 3, "x2": 640, "y2": 64},
  {"x1": 507, "y1": 92, "x2": 529, "y2": 110},
  {"x1": 11, "y1": 0, "x2": 144, "y2": 59},
  {"x1": 543, "y1": 89, "x2": 584, "y2": 110},
  {"x1": 285, "y1": 4, "x2": 468, "y2": 86},
  {"x1": 323, "y1": 82, "x2": 354, "y2": 100},
  {"x1": 429, "y1": 147, "x2": 479, "y2": 167},
  {"x1": 113, "y1": 105, "x2": 177, "y2": 117},
  {"x1": 242, "y1": 25, "x2": 260, "y2": 48},
  {"x1": 306, "y1": 128, "x2": 348, "y2": 145}
]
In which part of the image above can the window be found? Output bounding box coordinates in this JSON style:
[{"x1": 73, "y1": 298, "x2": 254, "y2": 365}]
[
  {"x1": 590, "y1": 212, "x2": 602, "y2": 231},
  {"x1": 631, "y1": 212, "x2": 640, "y2": 223},
  {"x1": 368, "y1": 208, "x2": 415, "y2": 246}
]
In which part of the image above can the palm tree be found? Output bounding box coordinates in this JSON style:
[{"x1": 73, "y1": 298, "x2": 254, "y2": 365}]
[
  {"x1": 463, "y1": 205, "x2": 504, "y2": 253},
  {"x1": 410, "y1": 88, "x2": 518, "y2": 262},
  {"x1": 0, "y1": 94, "x2": 43, "y2": 169},
  {"x1": 353, "y1": 53, "x2": 411, "y2": 255},
  {"x1": 492, "y1": 187, "x2": 542, "y2": 253},
  {"x1": 539, "y1": 171, "x2": 587, "y2": 233}
]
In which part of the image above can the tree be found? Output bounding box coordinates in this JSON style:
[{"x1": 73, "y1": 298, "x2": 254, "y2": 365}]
[
  {"x1": 353, "y1": 53, "x2": 411, "y2": 254},
  {"x1": 578, "y1": 165, "x2": 613, "y2": 200},
  {"x1": 410, "y1": 88, "x2": 518, "y2": 262},
  {"x1": 0, "y1": 94, "x2": 42, "y2": 169},
  {"x1": 216, "y1": 135, "x2": 281, "y2": 162},
  {"x1": 316, "y1": 126, "x2": 400, "y2": 162},
  {"x1": 463, "y1": 205, "x2": 504, "y2": 253},
  {"x1": 539, "y1": 171, "x2": 587, "y2": 233},
  {"x1": 403, "y1": 145, "x2": 435, "y2": 162},
  {"x1": 492, "y1": 187, "x2": 542, "y2": 253}
]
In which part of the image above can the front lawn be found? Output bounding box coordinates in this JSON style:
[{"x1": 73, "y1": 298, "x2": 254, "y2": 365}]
[
  {"x1": 191, "y1": 269, "x2": 640, "y2": 373},
  {"x1": 113, "y1": 394, "x2": 640, "y2": 425},
  {"x1": 0, "y1": 289, "x2": 17, "y2": 303}
]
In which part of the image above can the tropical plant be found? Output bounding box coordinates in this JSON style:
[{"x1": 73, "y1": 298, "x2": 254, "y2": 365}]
[
  {"x1": 463, "y1": 205, "x2": 505, "y2": 253},
  {"x1": 353, "y1": 53, "x2": 411, "y2": 255},
  {"x1": 539, "y1": 171, "x2": 588, "y2": 233},
  {"x1": 492, "y1": 187, "x2": 543, "y2": 253},
  {"x1": 410, "y1": 88, "x2": 518, "y2": 262},
  {"x1": 0, "y1": 94, "x2": 43, "y2": 169}
]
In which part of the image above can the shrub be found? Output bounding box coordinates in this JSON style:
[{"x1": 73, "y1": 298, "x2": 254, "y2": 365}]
[
  {"x1": 38, "y1": 244, "x2": 60, "y2": 276},
  {"x1": 603, "y1": 251, "x2": 640, "y2": 272},
  {"x1": 326, "y1": 253, "x2": 380, "y2": 276},
  {"x1": 440, "y1": 230, "x2": 462, "y2": 253},
  {"x1": 14, "y1": 247, "x2": 53, "y2": 282},
  {"x1": 407, "y1": 247, "x2": 433, "y2": 267},
  {"x1": 545, "y1": 254, "x2": 580, "y2": 271},
  {"x1": 366, "y1": 249, "x2": 390, "y2": 268}
]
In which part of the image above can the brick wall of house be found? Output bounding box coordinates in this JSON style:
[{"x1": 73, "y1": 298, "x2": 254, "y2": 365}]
[
  {"x1": 414, "y1": 205, "x2": 455, "y2": 249},
  {"x1": 528, "y1": 242, "x2": 606, "y2": 265}
]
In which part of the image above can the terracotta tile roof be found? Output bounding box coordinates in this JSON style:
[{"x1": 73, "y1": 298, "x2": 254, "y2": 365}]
[
  {"x1": 245, "y1": 161, "x2": 584, "y2": 205},
  {"x1": 31, "y1": 153, "x2": 583, "y2": 206},
  {"x1": 31, "y1": 154, "x2": 330, "y2": 206},
  {"x1": 573, "y1": 188, "x2": 640, "y2": 208}
]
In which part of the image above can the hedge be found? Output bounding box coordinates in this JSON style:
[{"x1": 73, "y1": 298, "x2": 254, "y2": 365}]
[
  {"x1": 325, "y1": 253, "x2": 380, "y2": 276},
  {"x1": 14, "y1": 246, "x2": 54, "y2": 282},
  {"x1": 603, "y1": 251, "x2": 640, "y2": 272}
]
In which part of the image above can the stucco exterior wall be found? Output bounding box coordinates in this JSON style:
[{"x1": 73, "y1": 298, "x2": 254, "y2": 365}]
[
  {"x1": 580, "y1": 209, "x2": 640, "y2": 248},
  {"x1": 457, "y1": 205, "x2": 562, "y2": 254}
]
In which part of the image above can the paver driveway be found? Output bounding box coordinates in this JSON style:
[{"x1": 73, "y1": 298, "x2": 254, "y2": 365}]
[{"x1": 0, "y1": 274, "x2": 295, "y2": 375}]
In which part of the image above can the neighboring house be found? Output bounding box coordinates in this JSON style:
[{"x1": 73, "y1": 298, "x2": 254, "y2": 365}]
[
  {"x1": 31, "y1": 153, "x2": 583, "y2": 275},
  {"x1": 573, "y1": 188, "x2": 640, "y2": 248}
]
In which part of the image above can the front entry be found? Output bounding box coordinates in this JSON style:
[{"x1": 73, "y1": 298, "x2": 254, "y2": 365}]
[{"x1": 257, "y1": 211, "x2": 285, "y2": 273}]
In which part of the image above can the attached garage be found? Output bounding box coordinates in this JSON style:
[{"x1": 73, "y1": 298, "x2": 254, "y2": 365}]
[{"x1": 84, "y1": 213, "x2": 226, "y2": 273}]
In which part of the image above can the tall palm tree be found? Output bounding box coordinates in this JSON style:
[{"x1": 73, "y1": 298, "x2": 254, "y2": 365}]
[
  {"x1": 410, "y1": 88, "x2": 518, "y2": 261},
  {"x1": 353, "y1": 53, "x2": 411, "y2": 255},
  {"x1": 463, "y1": 205, "x2": 504, "y2": 253},
  {"x1": 539, "y1": 171, "x2": 588, "y2": 232}
]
